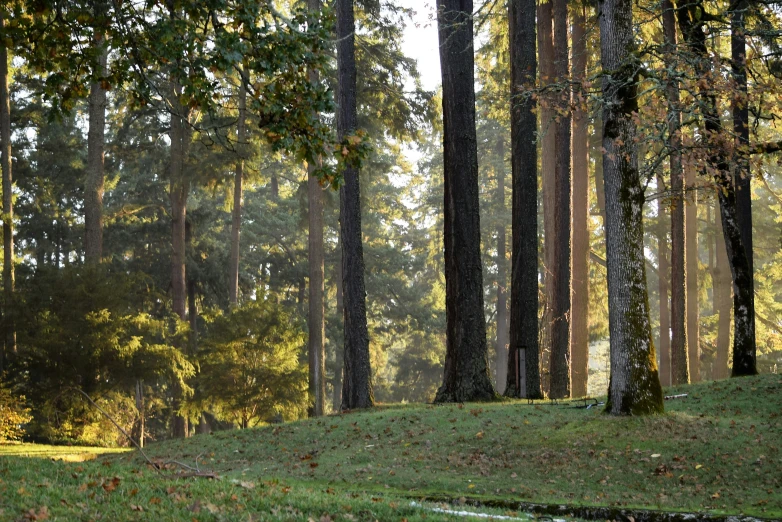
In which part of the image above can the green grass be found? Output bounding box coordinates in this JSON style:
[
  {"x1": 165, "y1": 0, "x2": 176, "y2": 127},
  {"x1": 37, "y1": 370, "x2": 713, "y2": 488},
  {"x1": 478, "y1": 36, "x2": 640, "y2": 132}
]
[
  {"x1": 1, "y1": 374, "x2": 780, "y2": 520},
  {"x1": 0, "y1": 443, "x2": 128, "y2": 462}
]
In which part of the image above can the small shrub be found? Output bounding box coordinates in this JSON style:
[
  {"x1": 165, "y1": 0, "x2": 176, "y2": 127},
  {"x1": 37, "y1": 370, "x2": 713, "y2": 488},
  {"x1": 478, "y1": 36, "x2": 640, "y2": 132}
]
[{"x1": 0, "y1": 384, "x2": 33, "y2": 442}]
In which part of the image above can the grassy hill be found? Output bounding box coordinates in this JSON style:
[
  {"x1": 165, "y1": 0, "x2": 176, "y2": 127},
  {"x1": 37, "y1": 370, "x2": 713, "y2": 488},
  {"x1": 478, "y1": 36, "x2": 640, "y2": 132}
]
[{"x1": 1, "y1": 374, "x2": 780, "y2": 521}]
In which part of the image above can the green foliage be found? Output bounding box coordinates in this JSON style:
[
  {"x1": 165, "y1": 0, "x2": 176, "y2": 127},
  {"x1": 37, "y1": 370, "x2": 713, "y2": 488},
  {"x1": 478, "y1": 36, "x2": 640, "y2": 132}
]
[
  {"x1": 0, "y1": 383, "x2": 32, "y2": 442},
  {"x1": 196, "y1": 300, "x2": 308, "y2": 428}
]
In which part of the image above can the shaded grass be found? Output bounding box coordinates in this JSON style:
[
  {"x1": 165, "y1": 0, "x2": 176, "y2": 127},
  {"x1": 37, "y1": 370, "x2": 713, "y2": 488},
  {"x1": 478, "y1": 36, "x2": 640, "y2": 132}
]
[{"x1": 1, "y1": 375, "x2": 780, "y2": 520}]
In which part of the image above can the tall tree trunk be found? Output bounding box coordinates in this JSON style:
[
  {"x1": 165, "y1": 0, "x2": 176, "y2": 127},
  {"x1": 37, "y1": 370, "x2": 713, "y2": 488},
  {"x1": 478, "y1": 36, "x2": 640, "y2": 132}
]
[
  {"x1": 657, "y1": 176, "x2": 671, "y2": 387},
  {"x1": 539, "y1": 0, "x2": 555, "y2": 395},
  {"x1": 714, "y1": 201, "x2": 732, "y2": 379},
  {"x1": 495, "y1": 138, "x2": 508, "y2": 394},
  {"x1": 731, "y1": 0, "x2": 754, "y2": 374},
  {"x1": 85, "y1": 39, "x2": 107, "y2": 264},
  {"x1": 0, "y1": 12, "x2": 15, "y2": 361},
  {"x1": 677, "y1": 0, "x2": 756, "y2": 377},
  {"x1": 229, "y1": 70, "x2": 246, "y2": 307},
  {"x1": 434, "y1": 0, "x2": 495, "y2": 403},
  {"x1": 570, "y1": 5, "x2": 589, "y2": 398},
  {"x1": 600, "y1": 0, "x2": 664, "y2": 415},
  {"x1": 169, "y1": 85, "x2": 191, "y2": 438},
  {"x1": 337, "y1": 0, "x2": 373, "y2": 410},
  {"x1": 507, "y1": 0, "x2": 542, "y2": 400},
  {"x1": 333, "y1": 244, "x2": 344, "y2": 411},
  {"x1": 685, "y1": 169, "x2": 699, "y2": 381},
  {"x1": 663, "y1": 0, "x2": 689, "y2": 385},
  {"x1": 549, "y1": 0, "x2": 572, "y2": 399},
  {"x1": 308, "y1": 0, "x2": 326, "y2": 417}
]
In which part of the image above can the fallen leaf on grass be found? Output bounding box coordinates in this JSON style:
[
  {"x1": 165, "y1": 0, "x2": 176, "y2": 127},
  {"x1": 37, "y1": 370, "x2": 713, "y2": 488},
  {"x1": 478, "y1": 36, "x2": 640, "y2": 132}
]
[{"x1": 23, "y1": 506, "x2": 49, "y2": 521}]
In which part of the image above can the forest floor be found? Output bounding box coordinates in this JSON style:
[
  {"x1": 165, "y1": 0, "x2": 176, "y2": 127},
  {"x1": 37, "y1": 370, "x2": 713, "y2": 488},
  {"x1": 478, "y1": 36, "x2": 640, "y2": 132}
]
[{"x1": 1, "y1": 374, "x2": 780, "y2": 521}]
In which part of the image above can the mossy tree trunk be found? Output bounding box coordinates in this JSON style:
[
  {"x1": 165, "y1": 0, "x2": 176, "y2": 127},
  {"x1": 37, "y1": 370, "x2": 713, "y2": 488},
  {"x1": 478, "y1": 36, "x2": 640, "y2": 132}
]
[
  {"x1": 599, "y1": 0, "x2": 664, "y2": 415},
  {"x1": 507, "y1": 0, "x2": 542, "y2": 400},
  {"x1": 434, "y1": 0, "x2": 495, "y2": 403},
  {"x1": 337, "y1": 0, "x2": 373, "y2": 410}
]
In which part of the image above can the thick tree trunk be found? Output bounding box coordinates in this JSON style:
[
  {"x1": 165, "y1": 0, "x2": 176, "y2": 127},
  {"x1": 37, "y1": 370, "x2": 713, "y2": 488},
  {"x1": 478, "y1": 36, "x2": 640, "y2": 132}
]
[
  {"x1": 0, "y1": 13, "x2": 15, "y2": 361},
  {"x1": 663, "y1": 0, "x2": 689, "y2": 385},
  {"x1": 677, "y1": 0, "x2": 756, "y2": 377},
  {"x1": 549, "y1": 0, "x2": 572, "y2": 400},
  {"x1": 731, "y1": 0, "x2": 754, "y2": 374},
  {"x1": 307, "y1": 0, "x2": 326, "y2": 417},
  {"x1": 495, "y1": 138, "x2": 508, "y2": 394},
  {"x1": 539, "y1": 0, "x2": 555, "y2": 395},
  {"x1": 169, "y1": 86, "x2": 191, "y2": 438},
  {"x1": 333, "y1": 245, "x2": 344, "y2": 411},
  {"x1": 656, "y1": 176, "x2": 671, "y2": 387},
  {"x1": 570, "y1": 5, "x2": 589, "y2": 398},
  {"x1": 229, "y1": 71, "x2": 246, "y2": 307},
  {"x1": 507, "y1": 0, "x2": 543, "y2": 400},
  {"x1": 506, "y1": 0, "x2": 542, "y2": 400},
  {"x1": 714, "y1": 202, "x2": 732, "y2": 379},
  {"x1": 599, "y1": 0, "x2": 664, "y2": 415},
  {"x1": 337, "y1": 0, "x2": 373, "y2": 410},
  {"x1": 85, "y1": 42, "x2": 107, "y2": 264},
  {"x1": 434, "y1": 0, "x2": 495, "y2": 403}
]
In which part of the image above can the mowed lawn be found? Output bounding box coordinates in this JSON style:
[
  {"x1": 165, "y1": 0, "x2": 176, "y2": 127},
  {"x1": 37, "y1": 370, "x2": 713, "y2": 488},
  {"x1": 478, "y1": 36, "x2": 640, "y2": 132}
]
[{"x1": 1, "y1": 374, "x2": 780, "y2": 521}]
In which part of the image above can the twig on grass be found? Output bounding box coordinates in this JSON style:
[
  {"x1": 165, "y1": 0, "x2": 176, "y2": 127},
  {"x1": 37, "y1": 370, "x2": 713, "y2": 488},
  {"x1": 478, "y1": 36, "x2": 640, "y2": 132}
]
[{"x1": 63, "y1": 387, "x2": 217, "y2": 479}]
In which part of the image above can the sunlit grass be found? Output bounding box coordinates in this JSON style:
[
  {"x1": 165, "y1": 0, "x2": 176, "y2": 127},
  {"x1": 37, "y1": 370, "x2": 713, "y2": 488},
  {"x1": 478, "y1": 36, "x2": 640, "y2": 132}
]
[{"x1": 0, "y1": 442, "x2": 129, "y2": 461}]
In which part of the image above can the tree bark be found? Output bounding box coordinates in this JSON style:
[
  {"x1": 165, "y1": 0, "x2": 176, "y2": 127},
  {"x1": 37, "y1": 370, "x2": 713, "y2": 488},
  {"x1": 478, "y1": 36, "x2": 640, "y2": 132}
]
[
  {"x1": 307, "y1": 0, "x2": 326, "y2": 417},
  {"x1": 548, "y1": 0, "x2": 572, "y2": 399},
  {"x1": 434, "y1": 0, "x2": 495, "y2": 403},
  {"x1": 507, "y1": 0, "x2": 542, "y2": 400},
  {"x1": 495, "y1": 138, "x2": 508, "y2": 395},
  {"x1": 570, "y1": 4, "x2": 589, "y2": 398},
  {"x1": 0, "y1": 12, "x2": 15, "y2": 361},
  {"x1": 599, "y1": 0, "x2": 664, "y2": 415},
  {"x1": 229, "y1": 70, "x2": 246, "y2": 307},
  {"x1": 662, "y1": 0, "x2": 689, "y2": 385},
  {"x1": 731, "y1": 0, "x2": 754, "y2": 374},
  {"x1": 337, "y1": 0, "x2": 373, "y2": 410},
  {"x1": 685, "y1": 167, "x2": 699, "y2": 381},
  {"x1": 169, "y1": 83, "x2": 191, "y2": 438},
  {"x1": 85, "y1": 39, "x2": 107, "y2": 264},
  {"x1": 333, "y1": 244, "x2": 344, "y2": 411},
  {"x1": 539, "y1": 0, "x2": 555, "y2": 394},
  {"x1": 657, "y1": 175, "x2": 671, "y2": 387},
  {"x1": 714, "y1": 201, "x2": 732, "y2": 379},
  {"x1": 677, "y1": 0, "x2": 756, "y2": 377}
]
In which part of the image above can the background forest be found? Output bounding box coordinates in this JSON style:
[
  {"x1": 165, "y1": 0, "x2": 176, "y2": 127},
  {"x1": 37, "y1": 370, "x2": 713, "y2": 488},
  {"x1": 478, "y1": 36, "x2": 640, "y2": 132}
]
[{"x1": 0, "y1": 0, "x2": 781, "y2": 447}]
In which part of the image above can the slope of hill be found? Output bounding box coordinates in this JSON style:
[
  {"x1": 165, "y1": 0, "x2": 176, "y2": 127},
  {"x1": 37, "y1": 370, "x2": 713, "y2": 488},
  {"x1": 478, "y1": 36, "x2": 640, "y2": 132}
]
[{"x1": 1, "y1": 374, "x2": 780, "y2": 521}]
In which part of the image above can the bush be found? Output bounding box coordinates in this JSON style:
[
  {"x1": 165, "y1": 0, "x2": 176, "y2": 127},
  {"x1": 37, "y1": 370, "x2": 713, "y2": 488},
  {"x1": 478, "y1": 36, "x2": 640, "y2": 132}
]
[{"x1": 0, "y1": 384, "x2": 33, "y2": 442}]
